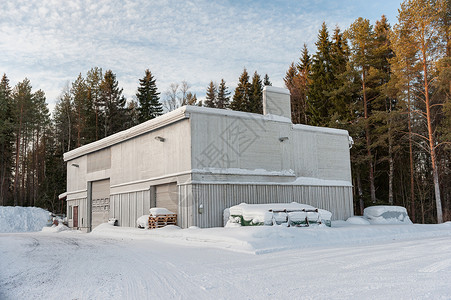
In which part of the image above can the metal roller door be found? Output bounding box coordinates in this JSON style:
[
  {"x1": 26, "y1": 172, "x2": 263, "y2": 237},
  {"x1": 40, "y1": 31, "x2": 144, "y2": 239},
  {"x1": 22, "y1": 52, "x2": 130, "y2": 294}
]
[
  {"x1": 156, "y1": 182, "x2": 178, "y2": 214},
  {"x1": 91, "y1": 179, "x2": 110, "y2": 229}
]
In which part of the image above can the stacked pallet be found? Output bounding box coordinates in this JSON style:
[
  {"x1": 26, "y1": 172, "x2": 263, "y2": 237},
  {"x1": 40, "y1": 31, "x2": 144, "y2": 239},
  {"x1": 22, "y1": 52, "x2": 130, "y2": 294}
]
[{"x1": 148, "y1": 214, "x2": 177, "y2": 229}]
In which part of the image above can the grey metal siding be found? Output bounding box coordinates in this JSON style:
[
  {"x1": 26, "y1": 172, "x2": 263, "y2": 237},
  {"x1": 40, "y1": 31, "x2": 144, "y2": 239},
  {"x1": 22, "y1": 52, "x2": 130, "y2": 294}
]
[
  {"x1": 182, "y1": 183, "x2": 353, "y2": 228},
  {"x1": 110, "y1": 189, "x2": 152, "y2": 227},
  {"x1": 156, "y1": 182, "x2": 178, "y2": 214}
]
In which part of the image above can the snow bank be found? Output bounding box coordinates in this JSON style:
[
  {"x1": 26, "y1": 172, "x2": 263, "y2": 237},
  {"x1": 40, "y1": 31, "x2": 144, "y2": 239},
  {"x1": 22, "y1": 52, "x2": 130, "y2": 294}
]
[
  {"x1": 364, "y1": 206, "x2": 412, "y2": 224},
  {"x1": 41, "y1": 223, "x2": 71, "y2": 233},
  {"x1": 0, "y1": 206, "x2": 51, "y2": 233},
  {"x1": 89, "y1": 221, "x2": 451, "y2": 255},
  {"x1": 346, "y1": 216, "x2": 371, "y2": 225},
  {"x1": 137, "y1": 215, "x2": 149, "y2": 228}
]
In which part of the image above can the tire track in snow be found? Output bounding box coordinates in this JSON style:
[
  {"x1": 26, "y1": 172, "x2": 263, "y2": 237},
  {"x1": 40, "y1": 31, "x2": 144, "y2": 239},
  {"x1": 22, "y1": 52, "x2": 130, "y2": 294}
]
[{"x1": 419, "y1": 258, "x2": 451, "y2": 273}]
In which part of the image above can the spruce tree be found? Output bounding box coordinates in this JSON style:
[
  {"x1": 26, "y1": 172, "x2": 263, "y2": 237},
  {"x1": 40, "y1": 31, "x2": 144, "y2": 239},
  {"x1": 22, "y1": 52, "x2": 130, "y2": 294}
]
[
  {"x1": 308, "y1": 22, "x2": 334, "y2": 126},
  {"x1": 216, "y1": 79, "x2": 230, "y2": 109},
  {"x1": 0, "y1": 74, "x2": 14, "y2": 205},
  {"x1": 185, "y1": 92, "x2": 198, "y2": 105},
  {"x1": 329, "y1": 26, "x2": 351, "y2": 121},
  {"x1": 230, "y1": 68, "x2": 251, "y2": 112},
  {"x1": 263, "y1": 74, "x2": 272, "y2": 86},
  {"x1": 249, "y1": 71, "x2": 263, "y2": 114},
  {"x1": 99, "y1": 70, "x2": 127, "y2": 137},
  {"x1": 204, "y1": 81, "x2": 217, "y2": 108},
  {"x1": 136, "y1": 69, "x2": 162, "y2": 122}
]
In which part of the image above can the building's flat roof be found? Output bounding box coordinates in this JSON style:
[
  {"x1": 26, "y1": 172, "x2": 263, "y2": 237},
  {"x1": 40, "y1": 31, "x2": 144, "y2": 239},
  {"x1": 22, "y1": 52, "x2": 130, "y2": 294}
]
[{"x1": 64, "y1": 105, "x2": 349, "y2": 161}]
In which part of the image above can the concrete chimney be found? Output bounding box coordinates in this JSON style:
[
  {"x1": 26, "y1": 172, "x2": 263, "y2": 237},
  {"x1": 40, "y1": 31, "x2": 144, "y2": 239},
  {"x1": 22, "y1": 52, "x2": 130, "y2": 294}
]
[{"x1": 262, "y1": 86, "x2": 291, "y2": 120}]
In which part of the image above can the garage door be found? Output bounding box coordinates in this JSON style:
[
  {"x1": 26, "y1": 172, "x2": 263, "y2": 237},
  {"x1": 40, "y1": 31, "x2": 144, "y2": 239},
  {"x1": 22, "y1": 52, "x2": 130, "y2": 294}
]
[
  {"x1": 91, "y1": 179, "x2": 110, "y2": 229},
  {"x1": 156, "y1": 182, "x2": 178, "y2": 214}
]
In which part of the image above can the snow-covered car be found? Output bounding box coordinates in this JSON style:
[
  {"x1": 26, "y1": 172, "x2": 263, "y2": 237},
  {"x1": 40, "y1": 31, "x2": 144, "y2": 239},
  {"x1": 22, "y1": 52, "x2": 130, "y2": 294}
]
[
  {"x1": 225, "y1": 202, "x2": 332, "y2": 227},
  {"x1": 363, "y1": 205, "x2": 412, "y2": 224}
]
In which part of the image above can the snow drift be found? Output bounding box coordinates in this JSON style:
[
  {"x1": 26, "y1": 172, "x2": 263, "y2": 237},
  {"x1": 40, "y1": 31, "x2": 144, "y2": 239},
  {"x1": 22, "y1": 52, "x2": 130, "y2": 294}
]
[{"x1": 0, "y1": 206, "x2": 51, "y2": 233}]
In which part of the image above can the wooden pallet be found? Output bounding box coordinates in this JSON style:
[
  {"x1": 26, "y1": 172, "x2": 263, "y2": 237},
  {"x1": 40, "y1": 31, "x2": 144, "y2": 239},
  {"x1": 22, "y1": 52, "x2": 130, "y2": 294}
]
[{"x1": 148, "y1": 214, "x2": 177, "y2": 229}]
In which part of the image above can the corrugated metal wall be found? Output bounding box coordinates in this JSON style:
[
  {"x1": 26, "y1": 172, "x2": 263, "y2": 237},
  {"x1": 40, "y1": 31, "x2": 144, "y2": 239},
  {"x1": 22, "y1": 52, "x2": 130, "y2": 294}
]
[
  {"x1": 110, "y1": 189, "x2": 151, "y2": 227},
  {"x1": 180, "y1": 184, "x2": 353, "y2": 228}
]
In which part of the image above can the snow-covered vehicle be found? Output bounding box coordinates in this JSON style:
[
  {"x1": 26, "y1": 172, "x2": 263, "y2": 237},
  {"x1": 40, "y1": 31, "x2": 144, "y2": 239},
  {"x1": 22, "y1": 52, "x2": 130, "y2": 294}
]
[
  {"x1": 363, "y1": 205, "x2": 412, "y2": 224},
  {"x1": 225, "y1": 203, "x2": 332, "y2": 227}
]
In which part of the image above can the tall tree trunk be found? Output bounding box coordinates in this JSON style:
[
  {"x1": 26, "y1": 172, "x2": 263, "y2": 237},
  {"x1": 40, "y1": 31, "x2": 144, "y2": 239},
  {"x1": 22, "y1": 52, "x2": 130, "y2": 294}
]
[
  {"x1": 362, "y1": 69, "x2": 376, "y2": 203},
  {"x1": 356, "y1": 170, "x2": 364, "y2": 215},
  {"x1": 421, "y1": 35, "x2": 443, "y2": 223},
  {"x1": 388, "y1": 122, "x2": 394, "y2": 205},
  {"x1": 407, "y1": 83, "x2": 415, "y2": 223},
  {"x1": 13, "y1": 104, "x2": 23, "y2": 206}
]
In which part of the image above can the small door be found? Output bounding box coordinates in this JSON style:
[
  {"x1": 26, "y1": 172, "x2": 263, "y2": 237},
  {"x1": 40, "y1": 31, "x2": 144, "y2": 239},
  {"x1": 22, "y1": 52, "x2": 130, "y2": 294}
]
[{"x1": 73, "y1": 206, "x2": 79, "y2": 228}]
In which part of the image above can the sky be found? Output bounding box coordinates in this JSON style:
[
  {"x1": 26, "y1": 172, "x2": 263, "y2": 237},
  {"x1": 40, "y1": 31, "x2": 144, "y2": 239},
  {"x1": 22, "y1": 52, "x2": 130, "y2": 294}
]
[{"x1": 0, "y1": 0, "x2": 401, "y2": 112}]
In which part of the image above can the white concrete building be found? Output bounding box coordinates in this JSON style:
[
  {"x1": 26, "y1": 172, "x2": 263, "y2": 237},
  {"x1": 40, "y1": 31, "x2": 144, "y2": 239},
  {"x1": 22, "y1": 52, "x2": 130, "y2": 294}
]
[{"x1": 64, "y1": 87, "x2": 353, "y2": 231}]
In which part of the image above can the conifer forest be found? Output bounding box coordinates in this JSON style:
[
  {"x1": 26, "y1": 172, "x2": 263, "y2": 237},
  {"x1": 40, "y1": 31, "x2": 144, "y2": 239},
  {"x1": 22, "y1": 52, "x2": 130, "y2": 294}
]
[{"x1": 0, "y1": 0, "x2": 449, "y2": 223}]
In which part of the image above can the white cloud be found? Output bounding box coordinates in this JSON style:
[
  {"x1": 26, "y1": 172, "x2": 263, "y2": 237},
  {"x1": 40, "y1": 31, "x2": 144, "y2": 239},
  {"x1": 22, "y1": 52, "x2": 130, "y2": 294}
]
[{"x1": 0, "y1": 0, "x2": 400, "y2": 108}]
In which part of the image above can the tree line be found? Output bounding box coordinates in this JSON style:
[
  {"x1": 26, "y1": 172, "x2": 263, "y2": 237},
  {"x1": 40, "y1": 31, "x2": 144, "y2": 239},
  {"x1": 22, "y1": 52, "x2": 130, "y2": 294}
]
[
  {"x1": 0, "y1": 0, "x2": 448, "y2": 223},
  {"x1": 285, "y1": 0, "x2": 449, "y2": 223},
  {"x1": 0, "y1": 64, "x2": 270, "y2": 213}
]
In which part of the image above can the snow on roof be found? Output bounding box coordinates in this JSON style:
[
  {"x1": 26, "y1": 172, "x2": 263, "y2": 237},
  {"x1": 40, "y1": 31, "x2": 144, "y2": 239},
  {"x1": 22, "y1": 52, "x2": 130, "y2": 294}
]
[
  {"x1": 189, "y1": 176, "x2": 352, "y2": 187},
  {"x1": 192, "y1": 167, "x2": 296, "y2": 177}
]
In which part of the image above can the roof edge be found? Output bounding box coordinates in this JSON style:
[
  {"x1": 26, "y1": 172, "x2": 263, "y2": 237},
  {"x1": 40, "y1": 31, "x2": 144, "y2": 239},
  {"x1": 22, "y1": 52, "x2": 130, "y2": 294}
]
[{"x1": 64, "y1": 106, "x2": 189, "y2": 161}]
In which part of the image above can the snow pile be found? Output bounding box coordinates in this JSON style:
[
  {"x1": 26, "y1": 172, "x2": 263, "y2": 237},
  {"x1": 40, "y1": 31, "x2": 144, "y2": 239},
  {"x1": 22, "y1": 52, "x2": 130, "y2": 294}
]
[
  {"x1": 346, "y1": 216, "x2": 371, "y2": 225},
  {"x1": 364, "y1": 206, "x2": 412, "y2": 224},
  {"x1": 41, "y1": 223, "x2": 71, "y2": 233},
  {"x1": 137, "y1": 215, "x2": 149, "y2": 228},
  {"x1": 149, "y1": 208, "x2": 175, "y2": 216},
  {"x1": 0, "y1": 206, "x2": 51, "y2": 233},
  {"x1": 226, "y1": 203, "x2": 331, "y2": 227}
]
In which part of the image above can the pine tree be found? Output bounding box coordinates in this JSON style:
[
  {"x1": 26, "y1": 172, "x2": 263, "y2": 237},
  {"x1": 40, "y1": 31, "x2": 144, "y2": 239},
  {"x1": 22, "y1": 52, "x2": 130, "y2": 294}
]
[
  {"x1": 216, "y1": 79, "x2": 231, "y2": 109},
  {"x1": 263, "y1": 74, "x2": 272, "y2": 86},
  {"x1": 285, "y1": 62, "x2": 302, "y2": 123},
  {"x1": 249, "y1": 71, "x2": 263, "y2": 114},
  {"x1": 230, "y1": 68, "x2": 252, "y2": 112},
  {"x1": 136, "y1": 69, "x2": 162, "y2": 122},
  {"x1": 204, "y1": 81, "x2": 217, "y2": 108},
  {"x1": 86, "y1": 67, "x2": 103, "y2": 141},
  {"x1": 71, "y1": 74, "x2": 88, "y2": 147},
  {"x1": 392, "y1": 0, "x2": 446, "y2": 223}
]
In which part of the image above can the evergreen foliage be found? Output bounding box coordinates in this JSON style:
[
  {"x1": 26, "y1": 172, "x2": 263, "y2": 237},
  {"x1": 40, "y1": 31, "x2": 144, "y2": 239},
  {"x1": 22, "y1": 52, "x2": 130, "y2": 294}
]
[
  {"x1": 308, "y1": 22, "x2": 335, "y2": 126},
  {"x1": 230, "y1": 68, "x2": 252, "y2": 112},
  {"x1": 216, "y1": 79, "x2": 230, "y2": 109},
  {"x1": 263, "y1": 74, "x2": 272, "y2": 86},
  {"x1": 249, "y1": 71, "x2": 263, "y2": 114},
  {"x1": 136, "y1": 69, "x2": 162, "y2": 122},
  {"x1": 204, "y1": 81, "x2": 217, "y2": 108}
]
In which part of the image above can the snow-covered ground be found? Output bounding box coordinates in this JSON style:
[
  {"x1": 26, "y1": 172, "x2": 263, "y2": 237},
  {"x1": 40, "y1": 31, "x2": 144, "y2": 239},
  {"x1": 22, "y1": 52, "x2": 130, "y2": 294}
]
[{"x1": 1, "y1": 222, "x2": 451, "y2": 299}]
